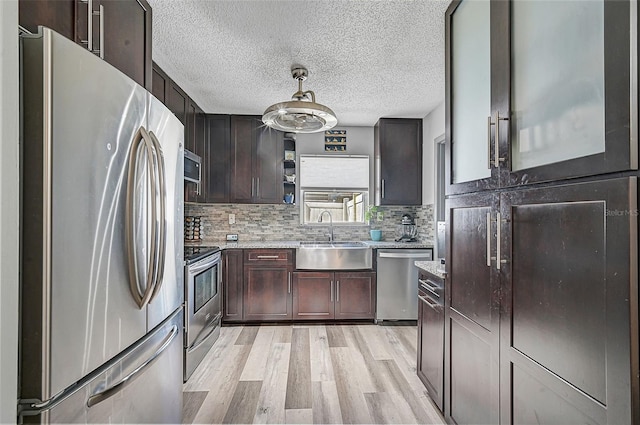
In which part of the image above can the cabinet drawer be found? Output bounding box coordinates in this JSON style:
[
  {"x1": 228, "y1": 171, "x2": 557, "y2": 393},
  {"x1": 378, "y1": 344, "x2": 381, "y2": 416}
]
[{"x1": 244, "y1": 249, "x2": 293, "y2": 265}]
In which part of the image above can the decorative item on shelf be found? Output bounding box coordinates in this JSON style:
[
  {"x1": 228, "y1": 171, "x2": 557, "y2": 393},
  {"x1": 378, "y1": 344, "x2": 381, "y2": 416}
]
[
  {"x1": 262, "y1": 66, "x2": 338, "y2": 133},
  {"x1": 284, "y1": 173, "x2": 296, "y2": 183},
  {"x1": 324, "y1": 129, "x2": 346, "y2": 152},
  {"x1": 284, "y1": 193, "x2": 295, "y2": 204},
  {"x1": 365, "y1": 205, "x2": 384, "y2": 241},
  {"x1": 184, "y1": 216, "x2": 202, "y2": 241},
  {"x1": 284, "y1": 150, "x2": 296, "y2": 161}
]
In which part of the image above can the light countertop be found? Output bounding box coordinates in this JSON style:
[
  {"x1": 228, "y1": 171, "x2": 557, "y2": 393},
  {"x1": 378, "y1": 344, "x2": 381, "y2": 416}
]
[
  {"x1": 185, "y1": 240, "x2": 434, "y2": 250},
  {"x1": 415, "y1": 260, "x2": 446, "y2": 279}
]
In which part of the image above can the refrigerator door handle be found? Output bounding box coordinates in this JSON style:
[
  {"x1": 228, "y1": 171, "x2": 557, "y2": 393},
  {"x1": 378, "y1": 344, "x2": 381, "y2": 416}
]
[
  {"x1": 126, "y1": 126, "x2": 159, "y2": 309},
  {"x1": 148, "y1": 131, "x2": 167, "y2": 303},
  {"x1": 86, "y1": 324, "x2": 179, "y2": 408}
]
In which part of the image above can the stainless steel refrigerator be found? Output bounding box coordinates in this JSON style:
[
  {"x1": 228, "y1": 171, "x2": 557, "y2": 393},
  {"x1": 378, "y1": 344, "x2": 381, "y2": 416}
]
[{"x1": 18, "y1": 27, "x2": 184, "y2": 423}]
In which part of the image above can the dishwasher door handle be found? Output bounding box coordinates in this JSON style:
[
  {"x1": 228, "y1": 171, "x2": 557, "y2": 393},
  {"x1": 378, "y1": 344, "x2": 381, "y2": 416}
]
[{"x1": 378, "y1": 252, "x2": 432, "y2": 259}]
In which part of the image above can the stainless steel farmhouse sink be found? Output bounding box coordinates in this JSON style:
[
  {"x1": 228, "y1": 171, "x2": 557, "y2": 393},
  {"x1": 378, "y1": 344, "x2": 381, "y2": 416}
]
[{"x1": 296, "y1": 241, "x2": 373, "y2": 270}]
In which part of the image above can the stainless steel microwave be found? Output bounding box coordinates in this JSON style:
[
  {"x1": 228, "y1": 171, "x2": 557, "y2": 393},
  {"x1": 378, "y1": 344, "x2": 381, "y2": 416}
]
[{"x1": 184, "y1": 149, "x2": 201, "y2": 194}]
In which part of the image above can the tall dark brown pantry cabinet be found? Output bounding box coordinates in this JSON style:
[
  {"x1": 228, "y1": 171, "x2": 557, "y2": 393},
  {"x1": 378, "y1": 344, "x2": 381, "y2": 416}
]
[{"x1": 442, "y1": 0, "x2": 639, "y2": 424}]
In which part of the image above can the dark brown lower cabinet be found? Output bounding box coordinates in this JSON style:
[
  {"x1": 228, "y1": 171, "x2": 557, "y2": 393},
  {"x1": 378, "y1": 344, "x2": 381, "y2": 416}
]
[
  {"x1": 499, "y1": 177, "x2": 638, "y2": 425},
  {"x1": 417, "y1": 270, "x2": 444, "y2": 413},
  {"x1": 445, "y1": 177, "x2": 639, "y2": 425},
  {"x1": 243, "y1": 249, "x2": 293, "y2": 321},
  {"x1": 445, "y1": 192, "x2": 500, "y2": 425},
  {"x1": 292, "y1": 271, "x2": 376, "y2": 321},
  {"x1": 222, "y1": 249, "x2": 243, "y2": 323}
]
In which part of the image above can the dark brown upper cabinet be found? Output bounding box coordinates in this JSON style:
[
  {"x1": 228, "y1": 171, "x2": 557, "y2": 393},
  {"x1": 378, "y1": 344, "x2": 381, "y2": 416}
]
[
  {"x1": 445, "y1": 0, "x2": 637, "y2": 196},
  {"x1": 230, "y1": 115, "x2": 284, "y2": 204},
  {"x1": 20, "y1": 0, "x2": 152, "y2": 91},
  {"x1": 374, "y1": 118, "x2": 423, "y2": 205},
  {"x1": 204, "y1": 115, "x2": 231, "y2": 203}
]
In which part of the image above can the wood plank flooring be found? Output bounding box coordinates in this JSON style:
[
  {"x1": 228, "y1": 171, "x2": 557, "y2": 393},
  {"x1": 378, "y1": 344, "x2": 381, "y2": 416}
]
[{"x1": 183, "y1": 324, "x2": 445, "y2": 424}]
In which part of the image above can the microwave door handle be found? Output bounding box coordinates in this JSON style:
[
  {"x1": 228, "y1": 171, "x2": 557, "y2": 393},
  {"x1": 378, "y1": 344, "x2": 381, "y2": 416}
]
[
  {"x1": 148, "y1": 131, "x2": 167, "y2": 303},
  {"x1": 126, "y1": 127, "x2": 154, "y2": 308}
]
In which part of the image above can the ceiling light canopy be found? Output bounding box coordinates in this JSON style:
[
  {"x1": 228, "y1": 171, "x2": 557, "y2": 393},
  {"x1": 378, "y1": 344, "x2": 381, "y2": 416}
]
[{"x1": 262, "y1": 67, "x2": 337, "y2": 134}]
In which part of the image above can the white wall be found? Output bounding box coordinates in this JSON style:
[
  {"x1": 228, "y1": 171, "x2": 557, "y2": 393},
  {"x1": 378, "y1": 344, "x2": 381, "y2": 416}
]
[
  {"x1": 0, "y1": 1, "x2": 20, "y2": 422},
  {"x1": 422, "y1": 101, "x2": 445, "y2": 205},
  {"x1": 295, "y1": 126, "x2": 375, "y2": 200}
]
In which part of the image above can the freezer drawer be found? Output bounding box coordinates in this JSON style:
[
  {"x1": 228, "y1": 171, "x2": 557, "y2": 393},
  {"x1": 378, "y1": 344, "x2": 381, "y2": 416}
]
[{"x1": 23, "y1": 310, "x2": 183, "y2": 424}]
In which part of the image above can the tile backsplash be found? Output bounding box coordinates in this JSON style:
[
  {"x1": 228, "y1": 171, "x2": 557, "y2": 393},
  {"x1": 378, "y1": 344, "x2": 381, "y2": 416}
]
[{"x1": 185, "y1": 203, "x2": 435, "y2": 245}]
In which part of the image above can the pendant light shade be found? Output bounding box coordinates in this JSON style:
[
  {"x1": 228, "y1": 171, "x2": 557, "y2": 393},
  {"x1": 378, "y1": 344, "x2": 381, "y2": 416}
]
[{"x1": 262, "y1": 67, "x2": 337, "y2": 133}]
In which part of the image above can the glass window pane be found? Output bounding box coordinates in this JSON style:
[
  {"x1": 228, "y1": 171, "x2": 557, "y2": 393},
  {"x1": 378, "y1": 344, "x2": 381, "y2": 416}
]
[
  {"x1": 452, "y1": 0, "x2": 491, "y2": 184},
  {"x1": 511, "y1": 0, "x2": 605, "y2": 171}
]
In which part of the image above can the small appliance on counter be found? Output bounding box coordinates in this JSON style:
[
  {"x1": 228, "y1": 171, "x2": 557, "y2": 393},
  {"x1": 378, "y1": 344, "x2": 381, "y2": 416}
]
[{"x1": 395, "y1": 213, "x2": 418, "y2": 242}]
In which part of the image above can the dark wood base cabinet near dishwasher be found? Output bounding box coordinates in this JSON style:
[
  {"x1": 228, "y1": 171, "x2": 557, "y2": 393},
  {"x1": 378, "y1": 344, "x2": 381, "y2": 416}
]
[{"x1": 292, "y1": 272, "x2": 376, "y2": 320}]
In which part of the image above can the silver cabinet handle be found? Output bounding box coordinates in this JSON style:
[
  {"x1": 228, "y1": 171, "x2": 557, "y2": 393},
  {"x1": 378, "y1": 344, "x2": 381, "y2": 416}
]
[
  {"x1": 256, "y1": 255, "x2": 279, "y2": 259},
  {"x1": 256, "y1": 177, "x2": 260, "y2": 197},
  {"x1": 148, "y1": 131, "x2": 167, "y2": 303},
  {"x1": 251, "y1": 178, "x2": 255, "y2": 197},
  {"x1": 496, "y1": 212, "x2": 501, "y2": 270},
  {"x1": 288, "y1": 272, "x2": 291, "y2": 294},
  {"x1": 96, "y1": 4, "x2": 104, "y2": 59},
  {"x1": 486, "y1": 212, "x2": 491, "y2": 267},
  {"x1": 126, "y1": 126, "x2": 158, "y2": 309},
  {"x1": 330, "y1": 281, "x2": 334, "y2": 302},
  {"x1": 336, "y1": 280, "x2": 340, "y2": 302},
  {"x1": 381, "y1": 179, "x2": 386, "y2": 199},
  {"x1": 87, "y1": 325, "x2": 178, "y2": 408},
  {"x1": 418, "y1": 278, "x2": 440, "y2": 294},
  {"x1": 418, "y1": 294, "x2": 440, "y2": 310},
  {"x1": 80, "y1": 0, "x2": 93, "y2": 51},
  {"x1": 489, "y1": 111, "x2": 508, "y2": 167}
]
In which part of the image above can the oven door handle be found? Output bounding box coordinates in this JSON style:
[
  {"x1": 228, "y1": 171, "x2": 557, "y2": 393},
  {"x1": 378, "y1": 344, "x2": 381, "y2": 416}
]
[{"x1": 187, "y1": 313, "x2": 221, "y2": 354}]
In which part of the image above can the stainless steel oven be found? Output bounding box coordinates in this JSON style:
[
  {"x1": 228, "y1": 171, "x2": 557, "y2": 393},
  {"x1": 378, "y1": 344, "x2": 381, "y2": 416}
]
[{"x1": 184, "y1": 247, "x2": 221, "y2": 381}]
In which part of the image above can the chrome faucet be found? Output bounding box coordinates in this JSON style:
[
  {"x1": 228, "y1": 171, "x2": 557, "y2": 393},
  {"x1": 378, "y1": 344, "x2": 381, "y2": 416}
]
[{"x1": 318, "y1": 210, "x2": 334, "y2": 242}]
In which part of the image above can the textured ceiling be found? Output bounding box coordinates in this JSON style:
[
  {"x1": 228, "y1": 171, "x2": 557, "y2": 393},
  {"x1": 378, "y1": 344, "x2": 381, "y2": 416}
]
[{"x1": 148, "y1": 0, "x2": 450, "y2": 127}]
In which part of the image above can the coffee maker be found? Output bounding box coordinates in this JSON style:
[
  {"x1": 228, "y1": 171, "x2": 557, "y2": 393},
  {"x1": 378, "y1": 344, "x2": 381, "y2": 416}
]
[{"x1": 395, "y1": 213, "x2": 418, "y2": 242}]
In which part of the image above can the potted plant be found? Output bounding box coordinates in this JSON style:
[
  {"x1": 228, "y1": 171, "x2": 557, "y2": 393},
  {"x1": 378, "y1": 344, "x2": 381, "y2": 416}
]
[{"x1": 365, "y1": 205, "x2": 384, "y2": 241}]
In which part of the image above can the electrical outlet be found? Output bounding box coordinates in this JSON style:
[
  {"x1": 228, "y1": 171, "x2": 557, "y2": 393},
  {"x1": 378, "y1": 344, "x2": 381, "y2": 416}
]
[
  {"x1": 226, "y1": 234, "x2": 238, "y2": 241},
  {"x1": 228, "y1": 213, "x2": 236, "y2": 224}
]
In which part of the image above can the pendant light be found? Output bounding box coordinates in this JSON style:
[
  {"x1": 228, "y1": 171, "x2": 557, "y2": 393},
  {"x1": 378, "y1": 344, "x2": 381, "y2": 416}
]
[{"x1": 262, "y1": 67, "x2": 338, "y2": 133}]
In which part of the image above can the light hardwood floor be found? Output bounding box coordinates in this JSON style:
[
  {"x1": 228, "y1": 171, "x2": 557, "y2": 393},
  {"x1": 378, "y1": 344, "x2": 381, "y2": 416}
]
[{"x1": 182, "y1": 324, "x2": 445, "y2": 424}]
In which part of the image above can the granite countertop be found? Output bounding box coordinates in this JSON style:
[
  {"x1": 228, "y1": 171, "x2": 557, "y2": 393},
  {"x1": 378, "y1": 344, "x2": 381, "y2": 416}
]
[
  {"x1": 185, "y1": 240, "x2": 434, "y2": 250},
  {"x1": 415, "y1": 260, "x2": 446, "y2": 279}
]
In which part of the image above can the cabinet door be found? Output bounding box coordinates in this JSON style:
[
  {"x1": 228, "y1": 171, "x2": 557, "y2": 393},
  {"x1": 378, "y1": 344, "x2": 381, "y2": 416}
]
[
  {"x1": 501, "y1": 0, "x2": 636, "y2": 186},
  {"x1": 167, "y1": 82, "x2": 188, "y2": 126},
  {"x1": 204, "y1": 115, "x2": 230, "y2": 203},
  {"x1": 19, "y1": 0, "x2": 76, "y2": 40},
  {"x1": 292, "y1": 272, "x2": 334, "y2": 320},
  {"x1": 418, "y1": 289, "x2": 444, "y2": 412},
  {"x1": 375, "y1": 118, "x2": 422, "y2": 205},
  {"x1": 254, "y1": 126, "x2": 284, "y2": 204},
  {"x1": 334, "y1": 272, "x2": 376, "y2": 320},
  {"x1": 95, "y1": 0, "x2": 152, "y2": 90},
  {"x1": 445, "y1": 192, "x2": 500, "y2": 425},
  {"x1": 445, "y1": 0, "x2": 497, "y2": 195},
  {"x1": 499, "y1": 178, "x2": 638, "y2": 425},
  {"x1": 151, "y1": 62, "x2": 168, "y2": 104},
  {"x1": 222, "y1": 249, "x2": 243, "y2": 322},
  {"x1": 243, "y1": 266, "x2": 292, "y2": 321},
  {"x1": 230, "y1": 115, "x2": 256, "y2": 203}
]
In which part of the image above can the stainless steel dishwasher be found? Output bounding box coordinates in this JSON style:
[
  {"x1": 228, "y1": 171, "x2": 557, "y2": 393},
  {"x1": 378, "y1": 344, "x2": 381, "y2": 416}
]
[{"x1": 376, "y1": 248, "x2": 433, "y2": 321}]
